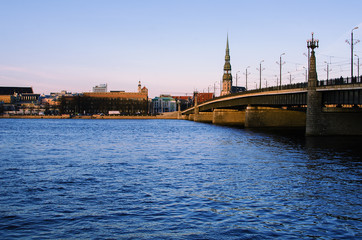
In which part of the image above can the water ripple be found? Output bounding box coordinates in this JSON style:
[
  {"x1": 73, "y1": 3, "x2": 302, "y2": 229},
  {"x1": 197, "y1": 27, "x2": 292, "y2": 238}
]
[{"x1": 0, "y1": 119, "x2": 361, "y2": 239}]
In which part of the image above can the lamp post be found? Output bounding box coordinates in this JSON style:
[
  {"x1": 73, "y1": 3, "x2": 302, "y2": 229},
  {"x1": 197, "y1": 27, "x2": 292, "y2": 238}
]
[
  {"x1": 208, "y1": 85, "x2": 213, "y2": 93},
  {"x1": 235, "y1": 71, "x2": 240, "y2": 87},
  {"x1": 324, "y1": 61, "x2": 331, "y2": 81},
  {"x1": 256, "y1": 60, "x2": 265, "y2": 89},
  {"x1": 307, "y1": 32, "x2": 319, "y2": 86},
  {"x1": 213, "y1": 81, "x2": 218, "y2": 97},
  {"x1": 243, "y1": 66, "x2": 250, "y2": 91},
  {"x1": 346, "y1": 26, "x2": 360, "y2": 81},
  {"x1": 303, "y1": 52, "x2": 310, "y2": 81},
  {"x1": 276, "y1": 53, "x2": 285, "y2": 89},
  {"x1": 220, "y1": 78, "x2": 222, "y2": 96},
  {"x1": 288, "y1": 72, "x2": 291, "y2": 84},
  {"x1": 274, "y1": 75, "x2": 279, "y2": 88},
  {"x1": 303, "y1": 51, "x2": 310, "y2": 71},
  {"x1": 355, "y1": 54, "x2": 360, "y2": 81},
  {"x1": 303, "y1": 66, "x2": 308, "y2": 82},
  {"x1": 287, "y1": 72, "x2": 295, "y2": 84}
]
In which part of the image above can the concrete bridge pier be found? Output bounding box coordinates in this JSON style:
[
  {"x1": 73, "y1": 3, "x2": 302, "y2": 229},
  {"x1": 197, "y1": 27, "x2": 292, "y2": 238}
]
[
  {"x1": 212, "y1": 109, "x2": 245, "y2": 127},
  {"x1": 305, "y1": 33, "x2": 328, "y2": 136},
  {"x1": 245, "y1": 106, "x2": 306, "y2": 128},
  {"x1": 317, "y1": 108, "x2": 362, "y2": 135},
  {"x1": 194, "y1": 112, "x2": 213, "y2": 123},
  {"x1": 179, "y1": 114, "x2": 188, "y2": 120},
  {"x1": 305, "y1": 88, "x2": 324, "y2": 135}
]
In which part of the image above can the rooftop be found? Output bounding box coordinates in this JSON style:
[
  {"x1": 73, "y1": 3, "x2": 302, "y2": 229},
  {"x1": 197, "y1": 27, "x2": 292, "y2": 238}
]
[{"x1": 0, "y1": 87, "x2": 33, "y2": 95}]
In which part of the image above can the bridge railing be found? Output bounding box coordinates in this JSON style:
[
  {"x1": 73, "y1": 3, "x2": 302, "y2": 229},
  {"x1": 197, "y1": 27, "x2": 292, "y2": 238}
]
[
  {"x1": 246, "y1": 82, "x2": 308, "y2": 94},
  {"x1": 318, "y1": 76, "x2": 362, "y2": 86},
  {"x1": 198, "y1": 82, "x2": 308, "y2": 105}
]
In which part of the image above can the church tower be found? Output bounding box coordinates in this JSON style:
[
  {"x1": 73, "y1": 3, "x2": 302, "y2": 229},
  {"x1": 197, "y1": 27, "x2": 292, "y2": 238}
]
[
  {"x1": 138, "y1": 81, "x2": 142, "y2": 93},
  {"x1": 221, "y1": 35, "x2": 232, "y2": 96}
]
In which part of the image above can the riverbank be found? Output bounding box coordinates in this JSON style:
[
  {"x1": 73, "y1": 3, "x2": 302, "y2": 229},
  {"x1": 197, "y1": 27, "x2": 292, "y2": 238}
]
[{"x1": 0, "y1": 112, "x2": 179, "y2": 120}]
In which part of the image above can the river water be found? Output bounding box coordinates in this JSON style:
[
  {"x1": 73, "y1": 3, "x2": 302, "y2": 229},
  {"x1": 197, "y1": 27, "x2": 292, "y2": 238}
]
[{"x1": 0, "y1": 119, "x2": 361, "y2": 239}]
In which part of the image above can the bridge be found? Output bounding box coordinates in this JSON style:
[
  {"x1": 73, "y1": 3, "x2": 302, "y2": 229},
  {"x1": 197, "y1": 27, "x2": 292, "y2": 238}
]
[
  {"x1": 180, "y1": 34, "x2": 362, "y2": 136},
  {"x1": 183, "y1": 77, "x2": 362, "y2": 113},
  {"x1": 180, "y1": 77, "x2": 362, "y2": 136}
]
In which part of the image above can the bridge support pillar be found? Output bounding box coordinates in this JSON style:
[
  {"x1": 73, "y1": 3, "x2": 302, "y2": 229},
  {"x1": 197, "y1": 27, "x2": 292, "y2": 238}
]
[
  {"x1": 305, "y1": 89, "x2": 323, "y2": 135},
  {"x1": 306, "y1": 33, "x2": 324, "y2": 136},
  {"x1": 194, "y1": 112, "x2": 213, "y2": 123},
  {"x1": 245, "y1": 106, "x2": 306, "y2": 128},
  {"x1": 177, "y1": 110, "x2": 181, "y2": 119},
  {"x1": 212, "y1": 109, "x2": 245, "y2": 127},
  {"x1": 179, "y1": 114, "x2": 188, "y2": 120},
  {"x1": 188, "y1": 114, "x2": 195, "y2": 121},
  {"x1": 315, "y1": 108, "x2": 362, "y2": 135}
]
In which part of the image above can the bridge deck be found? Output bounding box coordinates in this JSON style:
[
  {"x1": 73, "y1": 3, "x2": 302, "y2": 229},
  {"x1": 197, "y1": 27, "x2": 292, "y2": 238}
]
[{"x1": 182, "y1": 82, "x2": 362, "y2": 115}]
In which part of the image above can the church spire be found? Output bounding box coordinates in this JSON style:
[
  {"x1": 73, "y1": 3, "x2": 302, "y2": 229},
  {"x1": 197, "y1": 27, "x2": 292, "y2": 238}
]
[
  {"x1": 221, "y1": 34, "x2": 232, "y2": 96},
  {"x1": 138, "y1": 80, "x2": 142, "y2": 92},
  {"x1": 225, "y1": 34, "x2": 230, "y2": 61}
]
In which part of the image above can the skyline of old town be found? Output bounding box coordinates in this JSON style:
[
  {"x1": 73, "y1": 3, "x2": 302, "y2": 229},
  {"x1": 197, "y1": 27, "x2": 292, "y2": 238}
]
[{"x1": 1, "y1": 1, "x2": 362, "y2": 98}]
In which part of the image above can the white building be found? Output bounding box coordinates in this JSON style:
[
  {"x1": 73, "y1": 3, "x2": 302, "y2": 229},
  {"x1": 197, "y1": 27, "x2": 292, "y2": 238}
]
[
  {"x1": 152, "y1": 95, "x2": 176, "y2": 114},
  {"x1": 93, "y1": 84, "x2": 107, "y2": 93}
]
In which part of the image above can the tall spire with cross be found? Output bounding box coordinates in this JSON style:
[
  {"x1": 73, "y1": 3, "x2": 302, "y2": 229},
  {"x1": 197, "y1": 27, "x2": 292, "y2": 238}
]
[{"x1": 221, "y1": 34, "x2": 232, "y2": 96}]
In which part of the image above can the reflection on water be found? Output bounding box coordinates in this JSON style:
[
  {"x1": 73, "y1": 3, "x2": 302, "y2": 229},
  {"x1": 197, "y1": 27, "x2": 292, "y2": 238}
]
[{"x1": 0, "y1": 119, "x2": 361, "y2": 239}]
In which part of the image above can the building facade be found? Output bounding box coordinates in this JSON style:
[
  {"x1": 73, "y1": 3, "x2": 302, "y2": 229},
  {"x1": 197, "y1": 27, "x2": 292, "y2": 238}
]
[
  {"x1": 0, "y1": 87, "x2": 41, "y2": 115},
  {"x1": 195, "y1": 92, "x2": 214, "y2": 104},
  {"x1": 60, "y1": 82, "x2": 149, "y2": 115},
  {"x1": 0, "y1": 87, "x2": 37, "y2": 104},
  {"x1": 93, "y1": 84, "x2": 107, "y2": 93},
  {"x1": 152, "y1": 95, "x2": 177, "y2": 114},
  {"x1": 172, "y1": 96, "x2": 193, "y2": 111}
]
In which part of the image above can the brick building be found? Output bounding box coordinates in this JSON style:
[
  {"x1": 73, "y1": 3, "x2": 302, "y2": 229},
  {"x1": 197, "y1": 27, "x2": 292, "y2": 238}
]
[{"x1": 60, "y1": 82, "x2": 149, "y2": 115}]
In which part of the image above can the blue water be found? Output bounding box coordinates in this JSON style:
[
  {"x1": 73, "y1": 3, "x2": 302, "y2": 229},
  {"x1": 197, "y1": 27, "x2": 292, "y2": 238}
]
[{"x1": 0, "y1": 119, "x2": 361, "y2": 239}]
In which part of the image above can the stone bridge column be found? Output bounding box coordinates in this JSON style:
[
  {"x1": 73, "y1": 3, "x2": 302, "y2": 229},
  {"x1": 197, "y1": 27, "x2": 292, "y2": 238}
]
[
  {"x1": 212, "y1": 109, "x2": 245, "y2": 127},
  {"x1": 177, "y1": 100, "x2": 182, "y2": 119},
  {"x1": 306, "y1": 33, "x2": 324, "y2": 136},
  {"x1": 245, "y1": 106, "x2": 306, "y2": 128},
  {"x1": 194, "y1": 112, "x2": 213, "y2": 123},
  {"x1": 194, "y1": 94, "x2": 199, "y2": 115}
]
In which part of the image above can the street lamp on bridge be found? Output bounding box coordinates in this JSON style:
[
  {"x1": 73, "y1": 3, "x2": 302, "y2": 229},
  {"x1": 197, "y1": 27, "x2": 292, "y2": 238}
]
[
  {"x1": 208, "y1": 85, "x2": 213, "y2": 93},
  {"x1": 275, "y1": 75, "x2": 279, "y2": 87},
  {"x1": 355, "y1": 54, "x2": 360, "y2": 81},
  {"x1": 307, "y1": 32, "x2": 319, "y2": 88},
  {"x1": 303, "y1": 66, "x2": 308, "y2": 82},
  {"x1": 346, "y1": 26, "x2": 359, "y2": 81},
  {"x1": 276, "y1": 53, "x2": 286, "y2": 89},
  {"x1": 256, "y1": 60, "x2": 265, "y2": 89},
  {"x1": 243, "y1": 66, "x2": 250, "y2": 91},
  {"x1": 235, "y1": 71, "x2": 240, "y2": 87},
  {"x1": 213, "y1": 81, "x2": 219, "y2": 97},
  {"x1": 287, "y1": 72, "x2": 294, "y2": 84},
  {"x1": 324, "y1": 61, "x2": 332, "y2": 81},
  {"x1": 303, "y1": 52, "x2": 310, "y2": 78}
]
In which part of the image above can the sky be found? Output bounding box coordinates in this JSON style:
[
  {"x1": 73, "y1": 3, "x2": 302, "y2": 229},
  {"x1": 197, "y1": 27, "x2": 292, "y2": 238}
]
[{"x1": 1, "y1": 0, "x2": 362, "y2": 98}]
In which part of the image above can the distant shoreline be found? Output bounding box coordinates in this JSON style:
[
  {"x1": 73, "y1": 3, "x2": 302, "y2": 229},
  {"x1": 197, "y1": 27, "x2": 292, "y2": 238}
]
[{"x1": 0, "y1": 113, "x2": 179, "y2": 120}]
